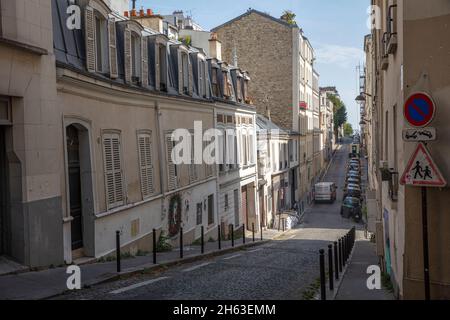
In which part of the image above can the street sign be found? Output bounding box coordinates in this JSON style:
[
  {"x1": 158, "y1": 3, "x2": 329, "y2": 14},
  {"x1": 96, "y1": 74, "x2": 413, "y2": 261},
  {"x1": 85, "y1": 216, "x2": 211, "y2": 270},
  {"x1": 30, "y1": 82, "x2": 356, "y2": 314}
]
[
  {"x1": 404, "y1": 92, "x2": 436, "y2": 128},
  {"x1": 400, "y1": 143, "x2": 447, "y2": 187},
  {"x1": 402, "y1": 127, "x2": 437, "y2": 142}
]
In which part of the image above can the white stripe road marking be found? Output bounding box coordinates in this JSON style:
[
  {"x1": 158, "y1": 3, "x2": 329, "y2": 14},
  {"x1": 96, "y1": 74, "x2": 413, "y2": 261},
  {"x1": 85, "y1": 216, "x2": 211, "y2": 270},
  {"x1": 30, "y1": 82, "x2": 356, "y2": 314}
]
[
  {"x1": 109, "y1": 277, "x2": 169, "y2": 294},
  {"x1": 247, "y1": 248, "x2": 263, "y2": 253},
  {"x1": 223, "y1": 254, "x2": 242, "y2": 260},
  {"x1": 182, "y1": 262, "x2": 212, "y2": 272}
]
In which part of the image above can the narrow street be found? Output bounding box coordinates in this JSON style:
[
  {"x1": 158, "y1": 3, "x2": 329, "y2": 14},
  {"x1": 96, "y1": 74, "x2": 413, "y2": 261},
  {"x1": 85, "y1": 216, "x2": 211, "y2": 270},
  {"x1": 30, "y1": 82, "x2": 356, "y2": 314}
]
[{"x1": 55, "y1": 143, "x2": 359, "y2": 300}]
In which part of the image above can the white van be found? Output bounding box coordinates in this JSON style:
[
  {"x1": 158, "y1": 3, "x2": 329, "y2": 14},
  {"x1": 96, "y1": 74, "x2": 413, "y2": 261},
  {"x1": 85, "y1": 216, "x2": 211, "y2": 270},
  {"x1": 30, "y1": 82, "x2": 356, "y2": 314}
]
[{"x1": 314, "y1": 182, "x2": 337, "y2": 203}]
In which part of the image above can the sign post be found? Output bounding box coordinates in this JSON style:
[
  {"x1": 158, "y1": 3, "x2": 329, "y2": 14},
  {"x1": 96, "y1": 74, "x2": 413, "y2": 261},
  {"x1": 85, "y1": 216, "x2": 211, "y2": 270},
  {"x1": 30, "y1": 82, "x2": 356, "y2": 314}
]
[{"x1": 401, "y1": 92, "x2": 443, "y2": 300}]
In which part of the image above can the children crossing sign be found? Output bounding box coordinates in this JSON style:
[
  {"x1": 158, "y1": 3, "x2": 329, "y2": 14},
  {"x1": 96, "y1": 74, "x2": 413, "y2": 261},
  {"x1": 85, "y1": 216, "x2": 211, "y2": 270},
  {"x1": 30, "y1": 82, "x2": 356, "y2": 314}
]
[{"x1": 400, "y1": 143, "x2": 447, "y2": 187}]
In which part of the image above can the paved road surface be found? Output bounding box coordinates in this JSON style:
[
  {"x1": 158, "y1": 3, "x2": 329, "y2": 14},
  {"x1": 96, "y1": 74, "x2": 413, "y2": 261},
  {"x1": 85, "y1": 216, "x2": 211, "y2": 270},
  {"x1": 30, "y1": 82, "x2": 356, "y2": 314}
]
[{"x1": 55, "y1": 143, "x2": 360, "y2": 300}]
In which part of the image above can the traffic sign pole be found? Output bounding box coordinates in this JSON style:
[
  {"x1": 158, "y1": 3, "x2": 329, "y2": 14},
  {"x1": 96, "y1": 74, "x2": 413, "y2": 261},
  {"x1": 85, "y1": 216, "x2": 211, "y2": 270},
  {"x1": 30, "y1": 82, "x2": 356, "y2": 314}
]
[{"x1": 421, "y1": 187, "x2": 430, "y2": 300}]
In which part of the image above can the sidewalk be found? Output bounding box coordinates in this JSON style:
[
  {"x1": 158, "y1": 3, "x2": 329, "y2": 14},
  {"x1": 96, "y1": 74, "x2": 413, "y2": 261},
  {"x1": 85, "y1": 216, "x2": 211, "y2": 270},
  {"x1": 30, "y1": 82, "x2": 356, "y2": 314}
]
[
  {"x1": 334, "y1": 239, "x2": 394, "y2": 300},
  {"x1": 0, "y1": 228, "x2": 283, "y2": 300}
]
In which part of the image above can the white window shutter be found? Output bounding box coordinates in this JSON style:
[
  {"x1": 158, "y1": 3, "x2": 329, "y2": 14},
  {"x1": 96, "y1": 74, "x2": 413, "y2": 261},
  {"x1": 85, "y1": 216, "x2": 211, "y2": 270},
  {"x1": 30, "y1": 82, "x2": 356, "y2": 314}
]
[
  {"x1": 108, "y1": 18, "x2": 118, "y2": 79},
  {"x1": 177, "y1": 50, "x2": 183, "y2": 94},
  {"x1": 141, "y1": 37, "x2": 149, "y2": 87},
  {"x1": 204, "y1": 61, "x2": 210, "y2": 99},
  {"x1": 138, "y1": 133, "x2": 154, "y2": 198},
  {"x1": 124, "y1": 28, "x2": 132, "y2": 84},
  {"x1": 198, "y1": 59, "x2": 203, "y2": 97},
  {"x1": 85, "y1": 6, "x2": 96, "y2": 73},
  {"x1": 188, "y1": 56, "x2": 194, "y2": 96},
  {"x1": 166, "y1": 135, "x2": 177, "y2": 190},
  {"x1": 155, "y1": 45, "x2": 160, "y2": 90},
  {"x1": 189, "y1": 135, "x2": 197, "y2": 183},
  {"x1": 103, "y1": 133, "x2": 124, "y2": 209}
]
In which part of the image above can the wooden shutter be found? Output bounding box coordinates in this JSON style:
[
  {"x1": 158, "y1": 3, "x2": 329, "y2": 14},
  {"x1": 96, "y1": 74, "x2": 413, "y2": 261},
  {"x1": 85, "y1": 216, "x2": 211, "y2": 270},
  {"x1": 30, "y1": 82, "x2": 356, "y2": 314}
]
[
  {"x1": 155, "y1": 45, "x2": 161, "y2": 90},
  {"x1": 103, "y1": 133, "x2": 124, "y2": 209},
  {"x1": 166, "y1": 135, "x2": 177, "y2": 190},
  {"x1": 177, "y1": 50, "x2": 183, "y2": 94},
  {"x1": 138, "y1": 133, "x2": 154, "y2": 198},
  {"x1": 124, "y1": 28, "x2": 132, "y2": 84},
  {"x1": 204, "y1": 61, "x2": 210, "y2": 99},
  {"x1": 108, "y1": 18, "x2": 118, "y2": 79},
  {"x1": 188, "y1": 56, "x2": 194, "y2": 96},
  {"x1": 141, "y1": 37, "x2": 149, "y2": 87},
  {"x1": 198, "y1": 59, "x2": 203, "y2": 97},
  {"x1": 85, "y1": 6, "x2": 96, "y2": 73},
  {"x1": 189, "y1": 135, "x2": 197, "y2": 183}
]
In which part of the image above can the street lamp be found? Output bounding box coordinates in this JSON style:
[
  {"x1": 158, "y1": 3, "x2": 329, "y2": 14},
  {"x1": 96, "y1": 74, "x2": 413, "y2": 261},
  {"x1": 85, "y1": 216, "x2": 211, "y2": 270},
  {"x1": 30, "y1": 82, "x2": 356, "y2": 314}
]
[{"x1": 355, "y1": 92, "x2": 372, "y2": 103}]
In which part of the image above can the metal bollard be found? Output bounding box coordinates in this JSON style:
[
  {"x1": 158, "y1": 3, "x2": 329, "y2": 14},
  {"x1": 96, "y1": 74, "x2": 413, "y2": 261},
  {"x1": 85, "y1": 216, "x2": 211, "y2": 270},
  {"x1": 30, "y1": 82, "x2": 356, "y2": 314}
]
[
  {"x1": 152, "y1": 228, "x2": 157, "y2": 264},
  {"x1": 116, "y1": 230, "x2": 121, "y2": 273},
  {"x1": 328, "y1": 244, "x2": 334, "y2": 291},
  {"x1": 282, "y1": 219, "x2": 286, "y2": 232},
  {"x1": 260, "y1": 223, "x2": 263, "y2": 241},
  {"x1": 180, "y1": 227, "x2": 183, "y2": 259},
  {"x1": 243, "y1": 224, "x2": 246, "y2": 244},
  {"x1": 201, "y1": 226, "x2": 205, "y2": 254},
  {"x1": 333, "y1": 241, "x2": 339, "y2": 280},
  {"x1": 252, "y1": 223, "x2": 255, "y2": 242},
  {"x1": 339, "y1": 238, "x2": 344, "y2": 270},
  {"x1": 230, "y1": 224, "x2": 234, "y2": 247},
  {"x1": 319, "y1": 249, "x2": 326, "y2": 300},
  {"x1": 218, "y1": 225, "x2": 221, "y2": 250}
]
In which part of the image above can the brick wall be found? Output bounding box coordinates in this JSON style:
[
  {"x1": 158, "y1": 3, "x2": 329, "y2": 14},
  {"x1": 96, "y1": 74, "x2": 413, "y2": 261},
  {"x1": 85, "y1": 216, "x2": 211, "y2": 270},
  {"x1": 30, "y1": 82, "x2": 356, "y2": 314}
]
[{"x1": 214, "y1": 12, "x2": 295, "y2": 130}]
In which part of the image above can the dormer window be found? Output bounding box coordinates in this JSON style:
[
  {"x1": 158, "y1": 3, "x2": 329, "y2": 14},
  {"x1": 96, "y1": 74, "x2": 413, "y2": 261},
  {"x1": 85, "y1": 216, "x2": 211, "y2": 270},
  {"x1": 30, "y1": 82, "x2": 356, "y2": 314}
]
[
  {"x1": 236, "y1": 73, "x2": 243, "y2": 103},
  {"x1": 198, "y1": 58, "x2": 208, "y2": 98},
  {"x1": 181, "y1": 52, "x2": 189, "y2": 94},
  {"x1": 130, "y1": 32, "x2": 141, "y2": 82},
  {"x1": 223, "y1": 71, "x2": 232, "y2": 99},
  {"x1": 211, "y1": 67, "x2": 219, "y2": 96},
  {"x1": 121, "y1": 21, "x2": 147, "y2": 86},
  {"x1": 84, "y1": 2, "x2": 117, "y2": 78},
  {"x1": 158, "y1": 44, "x2": 167, "y2": 91}
]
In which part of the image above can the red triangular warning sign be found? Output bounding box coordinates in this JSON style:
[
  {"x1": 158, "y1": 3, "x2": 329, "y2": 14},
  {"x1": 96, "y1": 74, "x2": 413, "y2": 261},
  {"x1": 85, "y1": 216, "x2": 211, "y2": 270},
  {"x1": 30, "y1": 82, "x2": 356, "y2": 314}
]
[{"x1": 400, "y1": 143, "x2": 447, "y2": 187}]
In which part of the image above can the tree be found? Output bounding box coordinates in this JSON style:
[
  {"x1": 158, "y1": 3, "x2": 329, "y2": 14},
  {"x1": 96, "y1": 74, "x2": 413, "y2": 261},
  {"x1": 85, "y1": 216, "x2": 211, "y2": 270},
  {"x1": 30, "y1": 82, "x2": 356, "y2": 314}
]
[
  {"x1": 343, "y1": 122, "x2": 354, "y2": 137},
  {"x1": 328, "y1": 94, "x2": 348, "y2": 141},
  {"x1": 280, "y1": 10, "x2": 297, "y2": 26}
]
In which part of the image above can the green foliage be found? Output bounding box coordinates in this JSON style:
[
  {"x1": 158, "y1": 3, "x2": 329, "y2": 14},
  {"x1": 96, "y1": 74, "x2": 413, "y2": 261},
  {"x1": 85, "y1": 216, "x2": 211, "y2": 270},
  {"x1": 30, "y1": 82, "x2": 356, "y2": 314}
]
[
  {"x1": 280, "y1": 10, "x2": 297, "y2": 26},
  {"x1": 382, "y1": 272, "x2": 394, "y2": 292},
  {"x1": 302, "y1": 277, "x2": 321, "y2": 300},
  {"x1": 180, "y1": 36, "x2": 192, "y2": 46},
  {"x1": 328, "y1": 94, "x2": 348, "y2": 138},
  {"x1": 343, "y1": 122, "x2": 354, "y2": 136},
  {"x1": 156, "y1": 231, "x2": 173, "y2": 252}
]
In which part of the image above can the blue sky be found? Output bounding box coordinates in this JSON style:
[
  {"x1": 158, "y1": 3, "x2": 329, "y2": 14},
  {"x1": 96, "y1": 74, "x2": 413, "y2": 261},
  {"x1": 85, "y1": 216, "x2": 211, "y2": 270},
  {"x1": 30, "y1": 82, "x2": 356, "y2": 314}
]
[{"x1": 136, "y1": 0, "x2": 370, "y2": 129}]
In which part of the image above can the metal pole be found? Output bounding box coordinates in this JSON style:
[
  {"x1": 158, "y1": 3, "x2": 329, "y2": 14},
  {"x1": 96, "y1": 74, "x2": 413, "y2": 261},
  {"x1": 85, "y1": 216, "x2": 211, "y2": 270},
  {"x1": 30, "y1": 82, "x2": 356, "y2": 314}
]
[
  {"x1": 422, "y1": 187, "x2": 430, "y2": 300},
  {"x1": 338, "y1": 238, "x2": 343, "y2": 272},
  {"x1": 152, "y1": 228, "x2": 156, "y2": 264},
  {"x1": 319, "y1": 249, "x2": 326, "y2": 300},
  {"x1": 230, "y1": 224, "x2": 234, "y2": 247},
  {"x1": 252, "y1": 223, "x2": 255, "y2": 242},
  {"x1": 218, "y1": 225, "x2": 221, "y2": 250},
  {"x1": 328, "y1": 244, "x2": 334, "y2": 291},
  {"x1": 116, "y1": 231, "x2": 121, "y2": 273},
  {"x1": 201, "y1": 226, "x2": 205, "y2": 254},
  {"x1": 260, "y1": 221, "x2": 263, "y2": 241},
  {"x1": 243, "y1": 224, "x2": 246, "y2": 244},
  {"x1": 334, "y1": 241, "x2": 339, "y2": 280},
  {"x1": 180, "y1": 227, "x2": 183, "y2": 259}
]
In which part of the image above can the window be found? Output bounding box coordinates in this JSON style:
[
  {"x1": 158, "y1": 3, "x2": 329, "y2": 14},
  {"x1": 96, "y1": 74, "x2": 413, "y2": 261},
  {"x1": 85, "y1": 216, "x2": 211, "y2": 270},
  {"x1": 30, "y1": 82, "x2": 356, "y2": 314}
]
[
  {"x1": 198, "y1": 59, "x2": 208, "y2": 98},
  {"x1": 0, "y1": 96, "x2": 12, "y2": 125},
  {"x1": 224, "y1": 194, "x2": 229, "y2": 211},
  {"x1": 207, "y1": 194, "x2": 214, "y2": 225},
  {"x1": 137, "y1": 131, "x2": 154, "y2": 198},
  {"x1": 189, "y1": 134, "x2": 198, "y2": 183},
  {"x1": 180, "y1": 52, "x2": 190, "y2": 95},
  {"x1": 211, "y1": 67, "x2": 219, "y2": 96},
  {"x1": 103, "y1": 132, "x2": 124, "y2": 210},
  {"x1": 158, "y1": 44, "x2": 167, "y2": 91},
  {"x1": 223, "y1": 71, "x2": 233, "y2": 98},
  {"x1": 236, "y1": 76, "x2": 243, "y2": 102},
  {"x1": 131, "y1": 32, "x2": 141, "y2": 81}
]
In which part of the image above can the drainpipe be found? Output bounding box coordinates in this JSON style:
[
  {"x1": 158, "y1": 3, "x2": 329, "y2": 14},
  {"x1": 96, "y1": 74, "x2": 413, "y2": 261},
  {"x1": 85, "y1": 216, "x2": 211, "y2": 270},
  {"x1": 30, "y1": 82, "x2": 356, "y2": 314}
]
[{"x1": 155, "y1": 101, "x2": 166, "y2": 222}]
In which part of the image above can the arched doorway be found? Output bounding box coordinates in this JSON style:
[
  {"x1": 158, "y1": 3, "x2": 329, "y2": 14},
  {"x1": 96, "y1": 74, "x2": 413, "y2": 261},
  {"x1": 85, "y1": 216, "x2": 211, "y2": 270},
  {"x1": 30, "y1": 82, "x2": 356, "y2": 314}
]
[
  {"x1": 66, "y1": 125, "x2": 83, "y2": 251},
  {"x1": 65, "y1": 122, "x2": 95, "y2": 260}
]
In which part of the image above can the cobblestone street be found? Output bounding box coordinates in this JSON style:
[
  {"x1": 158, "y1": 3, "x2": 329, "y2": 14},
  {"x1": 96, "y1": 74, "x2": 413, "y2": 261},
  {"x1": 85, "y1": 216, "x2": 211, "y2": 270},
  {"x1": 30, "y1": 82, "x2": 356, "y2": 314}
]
[{"x1": 54, "y1": 143, "x2": 360, "y2": 300}]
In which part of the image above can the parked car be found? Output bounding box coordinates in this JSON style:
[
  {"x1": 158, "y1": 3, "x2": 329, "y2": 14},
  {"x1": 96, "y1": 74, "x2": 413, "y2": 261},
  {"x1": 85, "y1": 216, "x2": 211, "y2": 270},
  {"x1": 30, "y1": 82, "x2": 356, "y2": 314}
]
[
  {"x1": 314, "y1": 182, "x2": 337, "y2": 203},
  {"x1": 341, "y1": 196, "x2": 362, "y2": 220},
  {"x1": 343, "y1": 186, "x2": 362, "y2": 200}
]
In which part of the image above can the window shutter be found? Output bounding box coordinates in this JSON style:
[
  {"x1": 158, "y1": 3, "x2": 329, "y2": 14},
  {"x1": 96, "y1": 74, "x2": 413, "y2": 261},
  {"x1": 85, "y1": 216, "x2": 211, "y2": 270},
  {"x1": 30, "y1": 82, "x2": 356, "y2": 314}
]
[
  {"x1": 155, "y1": 45, "x2": 161, "y2": 90},
  {"x1": 108, "y1": 18, "x2": 118, "y2": 79},
  {"x1": 138, "y1": 133, "x2": 154, "y2": 198},
  {"x1": 198, "y1": 59, "x2": 203, "y2": 97},
  {"x1": 177, "y1": 50, "x2": 183, "y2": 94},
  {"x1": 85, "y1": 6, "x2": 96, "y2": 73},
  {"x1": 204, "y1": 61, "x2": 210, "y2": 99},
  {"x1": 189, "y1": 135, "x2": 197, "y2": 183},
  {"x1": 188, "y1": 57, "x2": 194, "y2": 96},
  {"x1": 103, "y1": 133, "x2": 124, "y2": 209},
  {"x1": 141, "y1": 37, "x2": 149, "y2": 87},
  {"x1": 124, "y1": 28, "x2": 132, "y2": 84},
  {"x1": 166, "y1": 135, "x2": 177, "y2": 190}
]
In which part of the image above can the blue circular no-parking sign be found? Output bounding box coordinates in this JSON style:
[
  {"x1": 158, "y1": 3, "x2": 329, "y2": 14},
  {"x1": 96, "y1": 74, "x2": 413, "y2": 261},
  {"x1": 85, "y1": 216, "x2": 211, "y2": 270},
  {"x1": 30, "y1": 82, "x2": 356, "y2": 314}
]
[{"x1": 404, "y1": 92, "x2": 435, "y2": 127}]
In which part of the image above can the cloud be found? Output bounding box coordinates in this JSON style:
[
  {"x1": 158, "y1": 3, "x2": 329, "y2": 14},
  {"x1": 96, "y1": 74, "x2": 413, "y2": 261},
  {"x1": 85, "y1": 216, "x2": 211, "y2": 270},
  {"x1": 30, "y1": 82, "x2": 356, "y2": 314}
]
[{"x1": 315, "y1": 44, "x2": 365, "y2": 68}]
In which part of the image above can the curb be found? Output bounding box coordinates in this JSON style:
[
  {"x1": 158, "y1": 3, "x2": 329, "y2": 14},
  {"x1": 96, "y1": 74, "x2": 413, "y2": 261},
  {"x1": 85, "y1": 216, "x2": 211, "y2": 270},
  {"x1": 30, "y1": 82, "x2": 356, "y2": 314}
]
[{"x1": 43, "y1": 239, "x2": 271, "y2": 300}]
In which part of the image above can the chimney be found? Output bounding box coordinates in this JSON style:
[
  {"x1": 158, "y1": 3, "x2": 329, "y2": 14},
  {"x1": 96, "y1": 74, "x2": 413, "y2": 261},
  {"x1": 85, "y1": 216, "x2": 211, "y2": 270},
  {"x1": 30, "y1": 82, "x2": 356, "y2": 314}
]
[
  {"x1": 131, "y1": 8, "x2": 164, "y2": 34},
  {"x1": 209, "y1": 32, "x2": 222, "y2": 60}
]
